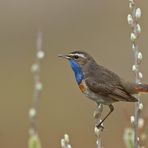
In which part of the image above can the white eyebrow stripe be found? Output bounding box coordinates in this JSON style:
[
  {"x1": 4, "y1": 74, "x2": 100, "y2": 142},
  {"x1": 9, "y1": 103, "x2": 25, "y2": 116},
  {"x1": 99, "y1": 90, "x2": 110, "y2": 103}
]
[{"x1": 70, "y1": 53, "x2": 86, "y2": 58}]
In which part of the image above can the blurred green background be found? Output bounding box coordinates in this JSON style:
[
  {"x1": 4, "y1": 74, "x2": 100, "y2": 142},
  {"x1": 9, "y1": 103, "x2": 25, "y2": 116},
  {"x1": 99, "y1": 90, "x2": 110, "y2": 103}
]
[{"x1": 0, "y1": 0, "x2": 148, "y2": 147}]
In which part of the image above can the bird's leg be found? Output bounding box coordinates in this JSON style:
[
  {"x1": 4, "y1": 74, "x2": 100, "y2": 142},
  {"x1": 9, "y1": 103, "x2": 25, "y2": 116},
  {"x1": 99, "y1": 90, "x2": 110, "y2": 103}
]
[{"x1": 96, "y1": 104, "x2": 114, "y2": 129}]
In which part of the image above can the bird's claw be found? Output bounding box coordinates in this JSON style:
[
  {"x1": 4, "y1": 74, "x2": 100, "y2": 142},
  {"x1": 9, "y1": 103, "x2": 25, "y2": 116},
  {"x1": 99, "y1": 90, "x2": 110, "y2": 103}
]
[{"x1": 96, "y1": 123, "x2": 104, "y2": 131}]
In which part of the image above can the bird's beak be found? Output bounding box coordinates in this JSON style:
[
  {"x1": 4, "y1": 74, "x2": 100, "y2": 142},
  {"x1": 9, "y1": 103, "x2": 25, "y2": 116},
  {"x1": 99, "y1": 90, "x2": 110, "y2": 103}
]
[{"x1": 58, "y1": 54, "x2": 71, "y2": 60}]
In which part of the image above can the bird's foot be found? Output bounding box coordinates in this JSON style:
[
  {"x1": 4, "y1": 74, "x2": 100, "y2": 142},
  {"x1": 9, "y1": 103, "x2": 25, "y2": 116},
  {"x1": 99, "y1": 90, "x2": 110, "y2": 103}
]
[{"x1": 96, "y1": 122, "x2": 104, "y2": 131}]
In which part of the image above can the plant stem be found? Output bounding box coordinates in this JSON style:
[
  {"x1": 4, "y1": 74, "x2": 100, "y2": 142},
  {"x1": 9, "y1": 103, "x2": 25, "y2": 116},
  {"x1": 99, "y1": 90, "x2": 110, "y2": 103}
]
[
  {"x1": 127, "y1": 0, "x2": 142, "y2": 147},
  {"x1": 94, "y1": 104, "x2": 103, "y2": 148},
  {"x1": 29, "y1": 31, "x2": 44, "y2": 134}
]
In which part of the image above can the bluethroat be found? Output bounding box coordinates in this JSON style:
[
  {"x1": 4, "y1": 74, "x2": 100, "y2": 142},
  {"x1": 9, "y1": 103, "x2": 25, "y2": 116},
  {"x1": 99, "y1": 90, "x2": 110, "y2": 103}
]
[{"x1": 58, "y1": 51, "x2": 148, "y2": 128}]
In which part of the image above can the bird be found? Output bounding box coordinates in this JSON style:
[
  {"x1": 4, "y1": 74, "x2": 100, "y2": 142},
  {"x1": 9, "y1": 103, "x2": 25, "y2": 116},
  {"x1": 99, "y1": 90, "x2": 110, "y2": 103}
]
[{"x1": 58, "y1": 51, "x2": 148, "y2": 128}]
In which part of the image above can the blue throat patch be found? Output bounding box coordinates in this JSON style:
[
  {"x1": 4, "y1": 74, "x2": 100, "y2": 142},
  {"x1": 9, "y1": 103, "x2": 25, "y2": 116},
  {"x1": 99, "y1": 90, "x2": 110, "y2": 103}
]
[{"x1": 69, "y1": 60, "x2": 84, "y2": 85}]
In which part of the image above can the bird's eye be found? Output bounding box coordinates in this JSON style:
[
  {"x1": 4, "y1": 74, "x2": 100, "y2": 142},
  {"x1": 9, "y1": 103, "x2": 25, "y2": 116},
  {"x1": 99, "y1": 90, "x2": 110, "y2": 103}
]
[{"x1": 73, "y1": 55, "x2": 79, "y2": 59}]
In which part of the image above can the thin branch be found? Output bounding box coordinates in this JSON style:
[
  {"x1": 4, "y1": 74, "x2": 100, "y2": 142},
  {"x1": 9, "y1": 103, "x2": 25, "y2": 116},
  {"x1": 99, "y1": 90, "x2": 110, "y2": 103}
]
[
  {"x1": 29, "y1": 31, "x2": 44, "y2": 134},
  {"x1": 28, "y1": 32, "x2": 44, "y2": 148},
  {"x1": 127, "y1": 0, "x2": 143, "y2": 147},
  {"x1": 94, "y1": 104, "x2": 103, "y2": 148}
]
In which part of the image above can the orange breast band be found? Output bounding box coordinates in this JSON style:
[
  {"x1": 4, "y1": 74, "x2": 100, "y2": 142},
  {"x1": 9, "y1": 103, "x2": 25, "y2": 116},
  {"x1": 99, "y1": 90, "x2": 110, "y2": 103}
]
[{"x1": 79, "y1": 82, "x2": 86, "y2": 93}]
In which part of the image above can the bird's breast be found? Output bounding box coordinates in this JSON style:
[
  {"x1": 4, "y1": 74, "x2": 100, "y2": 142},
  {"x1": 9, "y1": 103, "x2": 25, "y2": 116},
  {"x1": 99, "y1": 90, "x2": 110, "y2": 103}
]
[
  {"x1": 78, "y1": 79, "x2": 112, "y2": 104},
  {"x1": 79, "y1": 80, "x2": 87, "y2": 93}
]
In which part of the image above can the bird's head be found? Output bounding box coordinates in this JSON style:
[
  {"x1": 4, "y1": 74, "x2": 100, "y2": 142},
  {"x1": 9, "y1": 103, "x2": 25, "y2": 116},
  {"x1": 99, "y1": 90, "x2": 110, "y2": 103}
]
[
  {"x1": 58, "y1": 51, "x2": 95, "y2": 84},
  {"x1": 58, "y1": 51, "x2": 92, "y2": 66}
]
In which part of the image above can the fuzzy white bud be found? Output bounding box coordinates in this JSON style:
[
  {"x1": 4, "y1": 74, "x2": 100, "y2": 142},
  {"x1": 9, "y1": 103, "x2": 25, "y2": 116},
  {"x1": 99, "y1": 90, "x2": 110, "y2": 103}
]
[
  {"x1": 137, "y1": 52, "x2": 143, "y2": 61},
  {"x1": 29, "y1": 108, "x2": 36, "y2": 118},
  {"x1": 130, "y1": 116, "x2": 135, "y2": 124},
  {"x1": 67, "y1": 145, "x2": 72, "y2": 148},
  {"x1": 132, "y1": 44, "x2": 136, "y2": 51},
  {"x1": 127, "y1": 14, "x2": 134, "y2": 26},
  {"x1": 135, "y1": 8, "x2": 141, "y2": 19},
  {"x1": 139, "y1": 72, "x2": 143, "y2": 79},
  {"x1": 64, "y1": 134, "x2": 70, "y2": 144},
  {"x1": 130, "y1": 33, "x2": 137, "y2": 42},
  {"x1": 37, "y1": 51, "x2": 45, "y2": 59},
  {"x1": 138, "y1": 118, "x2": 144, "y2": 128},
  {"x1": 129, "y1": 3, "x2": 133, "y2": 9},
  {"x1": 31, "y1": 64, "x2": 39, "y2": 72},
  {"x1": 61, "y1": 139, "x2": 65, "y2": 148},
  {"x1": 132, "y1": 65, "x2": 137, "y2": 72},
  {"x1": 136, "y1": 24, "x2": 141, "y2": 34},
  {"x1": 94, "y1": 126, "x2": 102, "y2": 138},
  {"x1": 35, "y1": 82, "x2": 43, "y2": 91},
  {"x1": 129, "y1": 0, "x2": 134, "y2": 3},
  {"x1": 139, "y1": 103, "x2": 143, "y2": 110}
]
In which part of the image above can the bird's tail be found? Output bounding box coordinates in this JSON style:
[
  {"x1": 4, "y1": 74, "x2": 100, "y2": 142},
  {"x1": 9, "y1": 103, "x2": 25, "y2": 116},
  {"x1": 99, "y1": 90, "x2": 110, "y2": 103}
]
[{"x1": 135, "y1": 83, "x2": 148, "y2": 93}]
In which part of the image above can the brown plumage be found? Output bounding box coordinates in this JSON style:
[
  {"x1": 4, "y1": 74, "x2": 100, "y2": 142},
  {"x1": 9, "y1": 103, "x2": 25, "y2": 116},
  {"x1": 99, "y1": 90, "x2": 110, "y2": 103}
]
[{"x1": 58, "y1": 51, "x2": 148, "y2": 128}]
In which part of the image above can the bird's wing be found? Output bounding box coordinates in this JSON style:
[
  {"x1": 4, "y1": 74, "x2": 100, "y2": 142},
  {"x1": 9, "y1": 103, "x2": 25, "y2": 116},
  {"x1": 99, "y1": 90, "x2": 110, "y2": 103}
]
[{"x1": 85, "y1": 77, "x2": 138, "y2": 102}]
